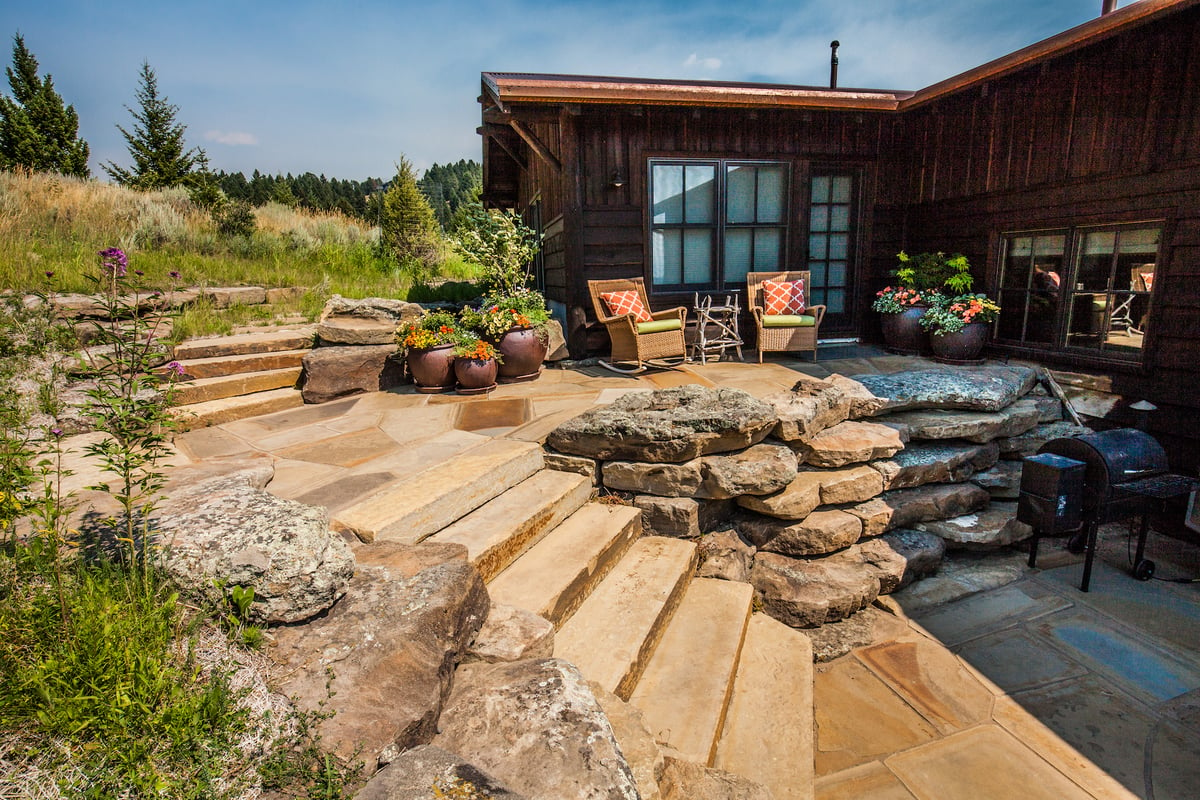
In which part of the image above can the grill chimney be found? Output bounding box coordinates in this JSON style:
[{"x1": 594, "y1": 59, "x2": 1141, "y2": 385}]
[
  {"x1": 1102, "y1": 0, "x2": 1118, "y2": 14},
  {"x1": 830, "y1": 40, "x2": 840, "y2": 89}
]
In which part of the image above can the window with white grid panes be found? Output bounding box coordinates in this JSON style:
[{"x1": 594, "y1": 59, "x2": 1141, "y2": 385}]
[{"x1": 807, "y1": 174, "x2": 853, "y2": 316}]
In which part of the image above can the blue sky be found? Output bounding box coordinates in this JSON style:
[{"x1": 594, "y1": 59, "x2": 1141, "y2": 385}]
[{"x1": 2, "y1": 0, "x2": 1107, "y2": 180}]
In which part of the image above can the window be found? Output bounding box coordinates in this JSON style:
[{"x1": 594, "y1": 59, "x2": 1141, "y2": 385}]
[
  {"x1": 807, "y1": 174, "x2": 854, "y2": 315},
  {"x1": 997, "y1": 224, "x2": 1161, "y2": 359},
  {"x1": 650, "y1": 160, "x2": 787, "y2": 290}
]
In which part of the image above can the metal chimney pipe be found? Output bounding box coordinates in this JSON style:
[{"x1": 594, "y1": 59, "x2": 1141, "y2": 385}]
[
  {"x1": 1102, "y1": 0, "x2": 1118, "y2": 14},
  {"x1": 830, "y1": 40, "x2": 840, "y2": 89}
]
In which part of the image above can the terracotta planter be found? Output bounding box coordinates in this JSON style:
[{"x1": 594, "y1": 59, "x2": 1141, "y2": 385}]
[
  {"x1": 496, "y1": 326, "x2": 547, "y2": 383},
  {"x1": 454, "y1": 357, "x2": 498, "y2": 395},
  {"x1": 880, "y1": 305, "x2": 930, "y2": 355},
  {"x1": 406, "y1": 344, "x2": 456, "y2": 393},
  {"x1": 930, "y1": 322, "x2": 989, "y2": 362}
]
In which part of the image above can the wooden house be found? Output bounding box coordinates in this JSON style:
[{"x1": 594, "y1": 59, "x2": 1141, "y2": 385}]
[{"x1": 478, "y1": 0, "x2": 1200, "y2": 468}]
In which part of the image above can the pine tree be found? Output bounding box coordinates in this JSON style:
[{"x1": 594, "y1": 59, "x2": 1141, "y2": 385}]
[
  {"x1": 380, "y1": 156, "x2": 442, "y2": 273},
  {"x1": 0, "y1": 34, "x2": 89, "y2": 177},
  {"x1": 103, "y1": 62, "x2": 207, "y2": 189}
]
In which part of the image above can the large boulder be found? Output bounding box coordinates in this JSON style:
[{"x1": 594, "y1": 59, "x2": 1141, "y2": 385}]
[
  {"x1": 876, "y1": 483, "x2": 992, "y2": 531},
  {"x1": 851, "y1": 365, "x2": 1038, "y2": 412},
  {"x1": 742, "y1": 509, "x2": 863, "y2": 557},
  {"x1": 879, "y1": 398, "x2": 1042, "y2": 444},
  {"x1": 316, "y1": 295, "x2": 424, "y2": 346},
  {"x1": 916, "y1": 501, "x2": 1033, "y2": 549},
  {"x1": 997, "y1": 420, "x2": 1092, "y2": 459},
  {"x1": 604, "y1": 459, "x2": 703, "y2": 497},
  {"x1": 698, "y1": 442, "x2": 797, "y2": 499},
  {"x1": 751, "y1": 549, "x2": 881, "y2": 628},
  {"x1": 301, "y1": 344, "x2": 405, "y2": 403},
  {"x1": 270, "y1": 542, "x2": 489, "y2": 770},
  {"x1": 870, "y1": 440, "x2": 1000, "y2": 490},
  {"x1": 547, "y1": 386, "x2": 778, "y2": 463},
  {"x1": 634, "y1": 496, "x2": 733, "y2": 539},
  {"x1": 763, "y1": 376, "x2": 853, "y2": 442},
  {"x1": 857, "y1": 529, "x2": 947, "y2": 592},
  {"x1": 467, "y1": 603, "x2": 555, "y2": 664},
  {"x1": 736, "y1": 470, "x2": 823, "y2": 520},
  {"x1": 356, "y1": 745, "x2": 527, "y2": 799},
  {"x1": 154, "y1": 465, "x2": 353, "y2": 624},
  {"x1": 434, "y1": 658, "x2": 640, "y2": 800},
  {"x1": 696, "y1": 529, "x2": 756, "y2": 583},
  {"x1": 794, "y1": 420, "x2": 906, "y2": 468}
]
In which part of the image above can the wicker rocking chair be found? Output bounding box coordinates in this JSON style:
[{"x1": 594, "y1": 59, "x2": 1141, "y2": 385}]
[
  {"x1": 588, "y1": 277, "x2": 688, "y2": 373},
  {"x1": 746, "y1": 271, "x2": 826, "y2": 363}
]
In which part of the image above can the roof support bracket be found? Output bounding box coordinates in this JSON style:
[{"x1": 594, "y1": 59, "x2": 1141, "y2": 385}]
[{"x1": 510, "y1": 119, "x2": 561, "y2": 173}]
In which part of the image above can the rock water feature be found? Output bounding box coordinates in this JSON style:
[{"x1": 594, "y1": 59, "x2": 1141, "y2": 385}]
[{"x1": 545, "y1": 367, "x2": 1091, "y2": 660}]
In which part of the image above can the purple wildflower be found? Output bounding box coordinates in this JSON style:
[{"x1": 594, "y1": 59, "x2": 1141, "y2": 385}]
[
  {"x1": 50, "y1": 427, "x2": 62, "y2": 437},
  {"x1": 166, "y1": 360, "x2": 186, "y2": 378},
  {"x1": 44, "y1": 270, "x2": 55, "y2": 278},
  {"x1": 134, "y1": 269, "x2": 144, "y2": 276},
  {"x1": 169, "y1": 270, "x2": 181, "y2": 279},
  {"x1": 99, "y1": 247, "x2": 128, "y2": 277}
]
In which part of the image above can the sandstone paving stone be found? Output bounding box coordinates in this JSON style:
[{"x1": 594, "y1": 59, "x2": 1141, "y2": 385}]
[
  {"x1": 911, "y1": 579, "x2": 1071, "y2": 648},
  {"x1": 201, "y1": 285, "x2": 268, "y2": 307},
  {"x1": 171, "y1": 326, "x2": 315, "y2": 360},
  {"x1": 751, "y1": 548, "x2": 881, "y2": 628},
  {"x1": 998, "y1": 420, "x2": 1093, "y2": 459},
  {"x1": 544, "y1": 451, "x2": 599, "y2": 484},
  {"x1": 814, "y1": 761, "x2": 918, "y2": 800},
  {"x1": 466, "y1": 603, "x2": 555, "y2": 663},
  {"x1": 762, "y1": 375, "x2": 852, "y2": 442},
  {"x1": 355, "y1": 745, "x2": 527, "y2": 800},
  {"x1": 869, "y1": 440, "x2": 999, "y2": 490},
  {"x1": 855, "y1": 637, "x2": 995, "y2": 734},
  {"x1": 434, "y1": 658, "x2": 640, "y2": 800},
  {"x1": 658, "y1": 757, "x2": 773, "y2": 800},
  {"x1": 270, "y1": 542, "x2": 489, "y2": 770},
  {"x1": 813, "y1": 658, "x2": 939, "y2": 776},
  {"x1": 315, "y1": 315, "x2": 398, "y2": 346},
  {"x1": 954, "y1": 627, "x2": 1088, "y2": 693},
  {"x1": 916, "y1": 501, "x2": 1033, "y2": 549},
  {"x1": 795, "y1": 420, "x2": 906, "y2": 468},
  {"x1": 804, "y1": 605, "x2": 910, "y2": 663},
  {"x1": 879, "y1": 397, "x2": 1042, "y2": 443},
  {"x1": 744, "y1": 509, "x2": 863, "y2": 557},
  {"x1": 890, "y1": 550, "x2": 1031, "y2": 614},
  {"x1": 851, "y1": 365, "x2": 1038, "y2": 412},
  {"x1": 971, "y1": 460, "x2": 1023, "y2": 497},
  {"x1": 698, "y1": 441, "x2": 797, "y2": 498},
  {"x1": 547, "y1": 385, "x2": 778, "y2": 462},
  {"x1": 696, "y1": 528, "x2": 756, "y2": 583},
  {"x1": 876, "y1": 482, "x2": 991, "y2": 532},
  {"x1": 883, "y1": 725, "x2": 1096, "y2": 800},
  {"x1": 736, "y1": 469, "x2": 822, "y2": 520}
]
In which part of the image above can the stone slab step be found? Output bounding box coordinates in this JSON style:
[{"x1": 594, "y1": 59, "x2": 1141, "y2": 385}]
[
  {"x1": 172, "y1": 327, "x2": 314, "y2": 360},
  {"x1": 172, "y1": 348, "x2": 309, "y2": 379},
  {"x1": 427, "y1": 469, "x2": 594, "y2": 582},
  {"x1": 174, "y1": 367, "x2": 302, "y2": 405},
  {"x1": 333, "y1": 438, "x2": 544, "y2": 544},
  {"x1": 553, "y1": 536, "x2": 698, "y2": 700},
  {"x1": 629, "y1": 578, "x2": 753, "y2": 766},
  {"x1": 714, "y1": 613, "x2": 815, "y2": 799},
  {"x1": 172, "y1": 387, "x2": 304, "y2": 430},
  {"x1": 487, "y1": 503, "x2": 642, "y2": 626}
]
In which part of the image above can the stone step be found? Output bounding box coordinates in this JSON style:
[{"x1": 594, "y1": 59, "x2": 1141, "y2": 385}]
[
  {"x1": 171, "y1": 348, "x2": 309, "y2": 379},
  {"x1": 173, "y1": 367, "x2": 302, "y2": 405},
  {"x1": 172, "y1": 327, "x2": 314, "y2": 360},
  {"x1": 333, "y1": 439, "x2": 544, "y2": 544},
  {"x1": 487, "y1": 503, "x2": 642, "y2": 627},
  {"x1": 172, "y1": 387, "x2": 305, "y2": 430},
  {"x1": 714, "y1": 613, "x2": 815, "y2": 799},
  {"x1": 553, "y1": 536, "x2": 698, "y2": 700},
  {"x1": 427, "y1": 469, "x2": 594, "y2": 582},
  {"x1": 628, "y1": 578, "x2": 753, "y2": 766}
]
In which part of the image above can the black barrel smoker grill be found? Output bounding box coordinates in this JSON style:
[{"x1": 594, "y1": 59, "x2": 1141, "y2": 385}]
[{"x1": 1019, "y1": 428, "x2": 1200, "y2": 591}]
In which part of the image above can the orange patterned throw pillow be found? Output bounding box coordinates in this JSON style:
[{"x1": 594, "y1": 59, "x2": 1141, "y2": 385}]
[
  {"x1": 600, "y1": 289, "x2": 653, "y2": 323},
  {"x1": 762, "y1": 279, "x2": 806, "y2": 315}
]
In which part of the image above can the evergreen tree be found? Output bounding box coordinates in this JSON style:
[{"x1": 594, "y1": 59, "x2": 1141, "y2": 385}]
[
  {"x1": 103, "y1": 62, "x2": 207, "y2": 189},
  {"x1": 380, "y1": 156, "x2": 442, "y2": 272},
  {"x1": 418, "y1": 159, "x2": 481, "y2": 229},
  {"x1": 0, "y1": 34, "x2": 89, "y2": 177}
]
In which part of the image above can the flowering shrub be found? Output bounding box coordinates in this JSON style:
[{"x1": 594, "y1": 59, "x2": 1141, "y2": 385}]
[
  {"x1": 919, "y1": 293, "x2": 1001, "y2": 335},
  {"x1": 872, "y1": 286, "x2": 935, "y2": 314},
  {"x1": 452, "y1": 337, "x2": 501, "y2": 363},
  {"x1": 396, "y1": 310, "x2": 458, "y2": 349}
]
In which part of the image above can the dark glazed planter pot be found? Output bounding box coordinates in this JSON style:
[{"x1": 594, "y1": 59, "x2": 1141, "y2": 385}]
[
  {"x1": 880, "y1": 306, "x2": 930, "y2": 355},
  {"x1": 496, "y1": 326, "x2": 547, "y2": 383},
  {"x1": 930, "y1": 322, "x2": 989, "y2": 363},
  {"x1": 406, "y1": 344, "x2": 456, "y2": 393},
  {"x1": 454, "y1": 357, "x2": 498, "y2": 395}
]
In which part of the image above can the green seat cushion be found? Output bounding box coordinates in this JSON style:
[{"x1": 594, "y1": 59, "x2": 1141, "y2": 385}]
[
  {"x1": 763, "y1": 314, "x2": 816, "y2": 328},
  {"x1": 637, "y1": 318, "x2": 683, "y2": 334}
]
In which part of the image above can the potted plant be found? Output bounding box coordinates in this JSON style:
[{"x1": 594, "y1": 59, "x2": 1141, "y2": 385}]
[
  {"x1": 873, "y1": 251, "x2": 975, "y2": 354},
  {"x1": 396, "y1": 310, "x2": 459, "y2": 392},
  {"x1": 919, "y1": 293, "x2": 1001, "y2": 362},
  {"x1": 452, "y1": 205, "x2": 549, "y2": 382},
  {"x1": 451, "y1": 335, "x2": 501, "y2": 394}
]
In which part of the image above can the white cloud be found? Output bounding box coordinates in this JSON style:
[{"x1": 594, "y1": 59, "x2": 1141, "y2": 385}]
[
  {"x1": 204, "y1": 130, "x2": 259, "y2": 147},
  {"x1": 684, "y1": 53, "x2": 723, "y2": 71}
]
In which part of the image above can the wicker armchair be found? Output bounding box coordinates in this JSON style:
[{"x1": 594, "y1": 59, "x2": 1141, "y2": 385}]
[
  {"x1": 746, "y1": 271, "x2": 826, "y2": 363},
  {"x1": 588, "y1": 277, "x2": 688, "y2": 373}
]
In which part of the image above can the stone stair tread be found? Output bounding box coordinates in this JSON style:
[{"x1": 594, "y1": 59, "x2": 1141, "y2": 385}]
[
  {"x1": 332, "y1": 438, "x2": 544, "y2": 544},
  {"x1": 172, "y1": 327, "x2": 315, "y2": 360},
  {"x1": 714, "y1": 613, "x2": 815, "y2": 799},
  {"x1": 629, "y1": 578, "x2": 754, "y2": 766},
  {"x1": 173, "y1": 348, "x2": 309, "y2": 379},
  {"x1": 174, "y1": 367, "x2": 302, "y2": 405},
  {"x1": 487, "y1": 503, "x2": 642, "y2": 626},
  {"x1": 172, "y1": 387, "x2": 304, "y2": 429},
  {"x1": 427, "y1": 469, "x2": 594, "y2": 582},
  {"x1": 553, "y1": 536, "x2": 698, "y2": 700}
]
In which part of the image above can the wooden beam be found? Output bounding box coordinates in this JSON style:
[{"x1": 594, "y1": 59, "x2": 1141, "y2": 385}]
[
  {"x1": 485, "y1": 128, "x2": 528, "y2": 171},
  {"x1": 510, "y1": 119, "x2": 562, "y2": 173}
]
